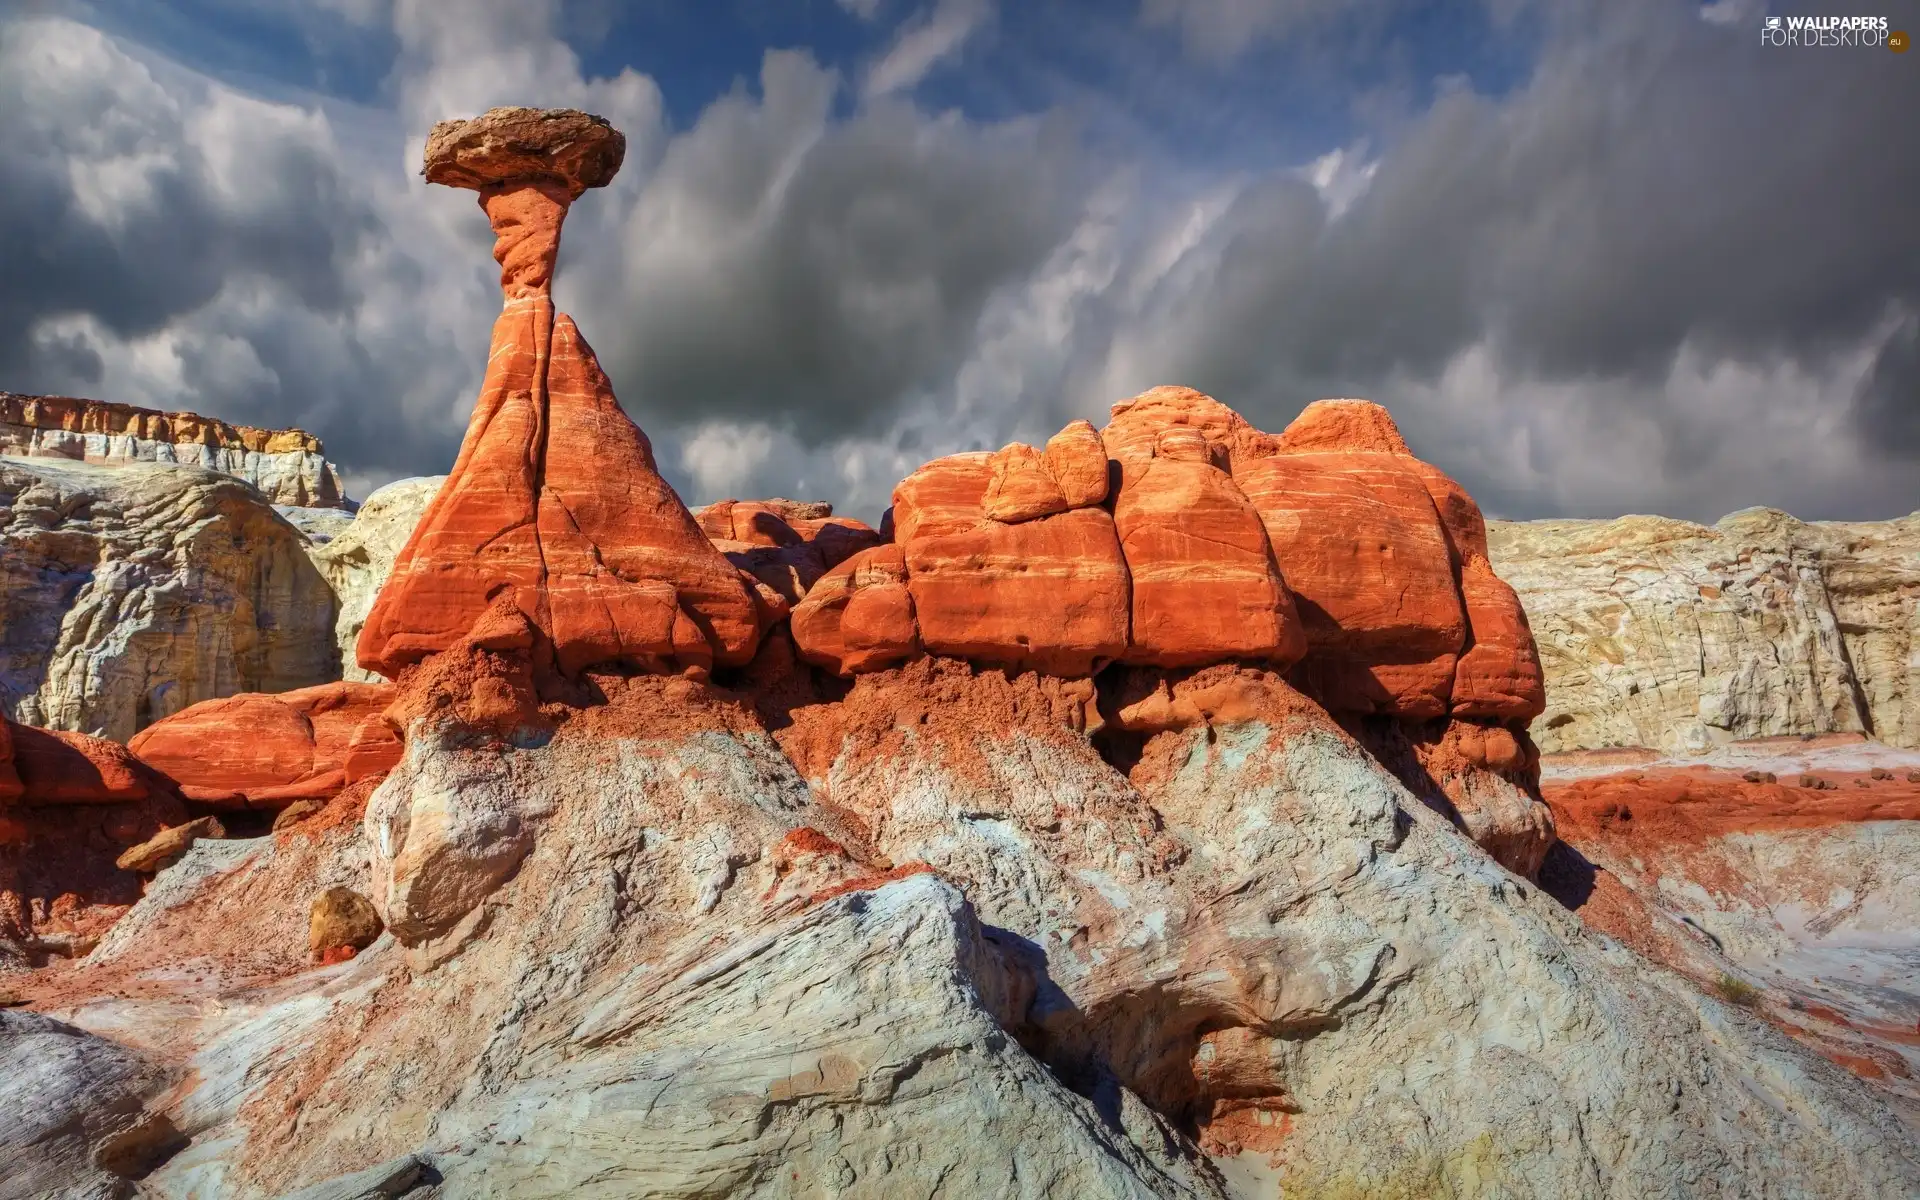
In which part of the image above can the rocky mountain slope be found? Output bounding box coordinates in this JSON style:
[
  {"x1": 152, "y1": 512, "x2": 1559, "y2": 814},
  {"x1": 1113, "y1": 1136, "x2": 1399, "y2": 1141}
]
[
  {"x1": 0, "y1": 392, "x2": 348, "y2": 510},
  {"x1": 1488, "y1": 509, "x2": 1920, "y2": 756},
  {"x1": 1, "y1": 106, "x2": 1915, "y2": 1198}
]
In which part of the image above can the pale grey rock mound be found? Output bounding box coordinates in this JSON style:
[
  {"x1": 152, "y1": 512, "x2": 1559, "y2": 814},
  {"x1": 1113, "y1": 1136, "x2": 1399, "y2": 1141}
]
[
  {"x1": 1489, "y1": 508, "x2": 1920, "y2": 755},
  {"x1": 0, "y1": 456, "x2": 339, "y2": 740},
  {"x1": 306, "y1": 476, "x2": 443, "y2": 682},
  {"x1": 278, "y1": 504, "x2": 356, "y2": 545},
  {"x1": 0, "y1": 390, "x2": 348, "y2": 509},
  {"x1": 0, "y1": 1008, "x2": 183, "y2": 1200},
  {"x1": 11, "y1": 670, "x2": 1912, "y2": 1197},
  {"x1": 803, "y1": 673, "x2": 1920, "y2": 1196}
]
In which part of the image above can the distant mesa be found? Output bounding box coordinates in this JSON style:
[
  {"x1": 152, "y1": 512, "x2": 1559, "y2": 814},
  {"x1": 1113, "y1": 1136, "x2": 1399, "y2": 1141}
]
[{"x1": 0, "y1": 390, "x2": 347, "y2": 509}]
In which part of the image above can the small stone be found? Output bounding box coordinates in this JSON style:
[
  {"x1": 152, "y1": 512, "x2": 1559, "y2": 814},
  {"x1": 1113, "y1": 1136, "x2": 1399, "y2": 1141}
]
[
  {"x1": 309, "y1": 887, "x2": 383, "y2": 962},
  {"x1": 271, "y1": 798, "x2": 326, "y2": 832},
  {"x1": 115, "y1": 816, "x2": 225, "y2": 874},
  {"x1": 1871, "y1": 767, "x2": 1893, "y2": 780}
]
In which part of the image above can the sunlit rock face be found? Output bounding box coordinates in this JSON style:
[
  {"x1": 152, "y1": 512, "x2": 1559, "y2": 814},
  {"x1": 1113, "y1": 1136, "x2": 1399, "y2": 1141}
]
[
  {"x1": 1488, "y1": 509, "x2": 1920, "y2": 755},
  {"x1": 0, "y1": 456, "x2": 338, "y2": 742}
]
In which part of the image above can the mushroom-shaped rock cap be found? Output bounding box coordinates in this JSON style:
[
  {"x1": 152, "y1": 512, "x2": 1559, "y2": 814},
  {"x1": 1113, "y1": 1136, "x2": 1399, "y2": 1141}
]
[{"x1": 423, "y1": 107, "x2": 625, "y2": 198}]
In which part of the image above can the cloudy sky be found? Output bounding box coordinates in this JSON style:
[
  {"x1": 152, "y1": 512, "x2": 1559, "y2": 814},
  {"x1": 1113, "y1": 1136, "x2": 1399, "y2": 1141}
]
[{"x1": 2, "y1": 0, "x2": 1914, "y2": 522}]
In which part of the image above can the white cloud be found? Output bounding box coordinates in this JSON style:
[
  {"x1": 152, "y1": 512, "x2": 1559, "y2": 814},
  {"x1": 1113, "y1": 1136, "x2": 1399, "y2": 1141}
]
[
  {"x1": 863, "y1": 0, "x2": 991, "y2": 99},
  {"x1": 679, "y1": 421, "x2": 778, "y2": 498}
]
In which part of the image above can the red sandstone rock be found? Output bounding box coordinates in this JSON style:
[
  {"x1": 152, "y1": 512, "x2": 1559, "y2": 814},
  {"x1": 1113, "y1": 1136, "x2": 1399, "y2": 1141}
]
[
  {"x1": 358, "y1": 111, "x2": 761, "y2": 683},
  {"x1": 0, "y1": 718, "x2": 20, "y2": 804},
  {"x1": 982, "y1": 443, "x2": 1068, "y2": 524},
  {"x1": 791, "y1": 517, "x2": 883, "y2": 569},
  {"x1": 1451, "y1": 557, "x2": 1547, "y2": 721},
  {"x1": 906, "y1": 506, "x2": 1130, "y2": 677},
  {"x1": 1239, "y1": 401, "x2": 1466, "y2": 718},
  {"x1": 1413, "y1": 461, "x2": 1546, "y2": 721},
  {"x1": 696, "y1": 500, "x2": 803, "y2": 548},
  {"x1": 1114, "y1": 429, "x2": 1304, "y2": 669},
  {"x1": 1044, "y1": 419, "x2": 1110, "y2": 508},
  {"x1": 8, "y1": 723, "x2": 153, "y2": 805},
  {"x1": 128, "y1": 683, "x2": 402, "y2": 809},
  {"x1": 790, "y1": 546, "x2": 920, "y2": 676},
  {"x1": 1102, "y1": 386, "x2": 1278, "y2": 486},
  {"x1": 891, "y1": 453, "x2": 993, "y2": 545}
]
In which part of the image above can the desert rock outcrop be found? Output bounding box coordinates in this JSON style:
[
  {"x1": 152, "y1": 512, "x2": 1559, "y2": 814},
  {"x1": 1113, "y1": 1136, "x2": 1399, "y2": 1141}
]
[
  {"x1": 306, "y1": 476, "x2": 445, "y2": 682},
  {"x1": 358, "y1": 108, "x2": 766, "y2": 682},
  {"x1": 127, "y1": 681, "x2": 400, "y2": 808},
  {"x1": 1489, "y1": 509, "x2": 1920, "y2": 755},
  {"x1": 1, "y1": 390, "x2": 347, "y2": 509},
  {"x1": 10, "y1": 105, "x2": 1914, "y2": 1199},
  {"x1": 0, "y1": 457, "x2": 339, "y2": 741}
]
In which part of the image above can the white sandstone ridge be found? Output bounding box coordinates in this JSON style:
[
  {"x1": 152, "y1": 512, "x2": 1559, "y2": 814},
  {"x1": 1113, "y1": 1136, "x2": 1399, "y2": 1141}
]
[
  {"x1": 0, "y1": 390, "x2": 349, "y2": 509},
  {"x1": 306, "y1": 475, "x2": 445, "y2": 683},
  {"x1": 0, "y1": 456, "x2": 339, "y2": 741},
  {"x1": 1488, "y1": 507, "x2": 1920, "y2": 756}
]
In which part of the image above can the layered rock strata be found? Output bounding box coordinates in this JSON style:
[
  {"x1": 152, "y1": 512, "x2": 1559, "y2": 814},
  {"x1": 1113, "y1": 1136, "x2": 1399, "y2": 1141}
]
[
  {"x1": 0, "y1": 391, "x2": 347, "y2": 509},
  {"x1": 0, "y1": 457, "x2": 339, "y2": 741},
  {"x1": 1489, "y1": 509, "x2": 1920, "y2": 755}
]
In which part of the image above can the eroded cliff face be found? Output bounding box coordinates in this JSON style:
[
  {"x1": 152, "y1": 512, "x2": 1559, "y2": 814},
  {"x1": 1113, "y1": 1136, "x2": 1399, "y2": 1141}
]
[
  {"x1": 0, "y1": 391, "x2": 348, "y2": 509},
  {"x1": 1488, "y1": 509, "x2": 1920, "y2": 756},
  {"x1": 0, "y1": 457, "x2": 339, "y2": 742}
]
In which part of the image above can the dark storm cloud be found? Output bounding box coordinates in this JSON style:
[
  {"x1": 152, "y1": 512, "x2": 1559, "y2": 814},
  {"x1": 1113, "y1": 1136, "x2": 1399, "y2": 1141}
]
[
  {"x1": 1, "y1": 0, "x2": 1914, "y2": 523},
  {"x1": 576, "y1": 52, "x2": 1081, "y2": 446},
  {"x1": 1097, "y1": 0, "x2": 1920, "y2": 519},
  {"x1": 0, "y1": 16, "x2": 480, "y2": 488}
]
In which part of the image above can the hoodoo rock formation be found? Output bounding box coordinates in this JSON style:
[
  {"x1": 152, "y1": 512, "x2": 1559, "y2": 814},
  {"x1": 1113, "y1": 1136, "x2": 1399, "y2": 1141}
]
[
  {"x1": 0, "y1": 391, "x2": 347, "y2": 509},
  {"x1": 4, "y1": 107, "x2": 1917, "y2": 1199},
  {"x1": 356, "y1": 107, "x2": 766, "y2": 683}
]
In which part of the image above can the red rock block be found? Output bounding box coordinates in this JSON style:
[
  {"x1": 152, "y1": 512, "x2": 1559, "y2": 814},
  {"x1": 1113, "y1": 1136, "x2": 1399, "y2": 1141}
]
[
  {"x1": 790, "y1": 517, "x2": 884, "y2": 569},
  {"x1": 982, "y1": 443, "x2": 1068, "y2": 524},
  {"x1": 8, "y1": 722, "x2": 153, "y2": 805},
  {"x1": 1102, "y1": 386, "x2": 1279, "y2": 487},
  {"x1": 541, "y1": 313, "x2": 762, "y2": 671},
  {"x1": 1239, "y1": 401, "x2": 1466, "y2": 718},
  {"x1": 906, "y1": 506, "x2": 1130, "y2": 677},
  {"x1": 1115, "y1": 429, "x2": 1304, "y2": 669},
  {"x1": 128, "y1": 682, "x2": 403, "y2": 809},
  {"x1": 357, "y1": 301, "x2": 547, "y2": 677},
  {"x1": 1412, "y1": 461, "x2": 1546, "y2": 722},
  {"x1": 1452, "y1": 557, "x2": 1547, "y2": 721},
  {"x1": 790, "y1": 545, "x2": 920, "y2": 675},
  {"x1": 891, "y1": 453, "x2": 992, "y2": 545},
  {"x1": 1044, "y1": 419, "x2": 1110, "y2": 508},
  {"x1": 695, "y1": 500, "x2": 803, "y2": 548},
  {"x1": 0, "y1": 718, "x2": 21, "y2": 804},
  {"x1": 1271, "y1": 396, "x2": 1415, "y2": 456}
]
